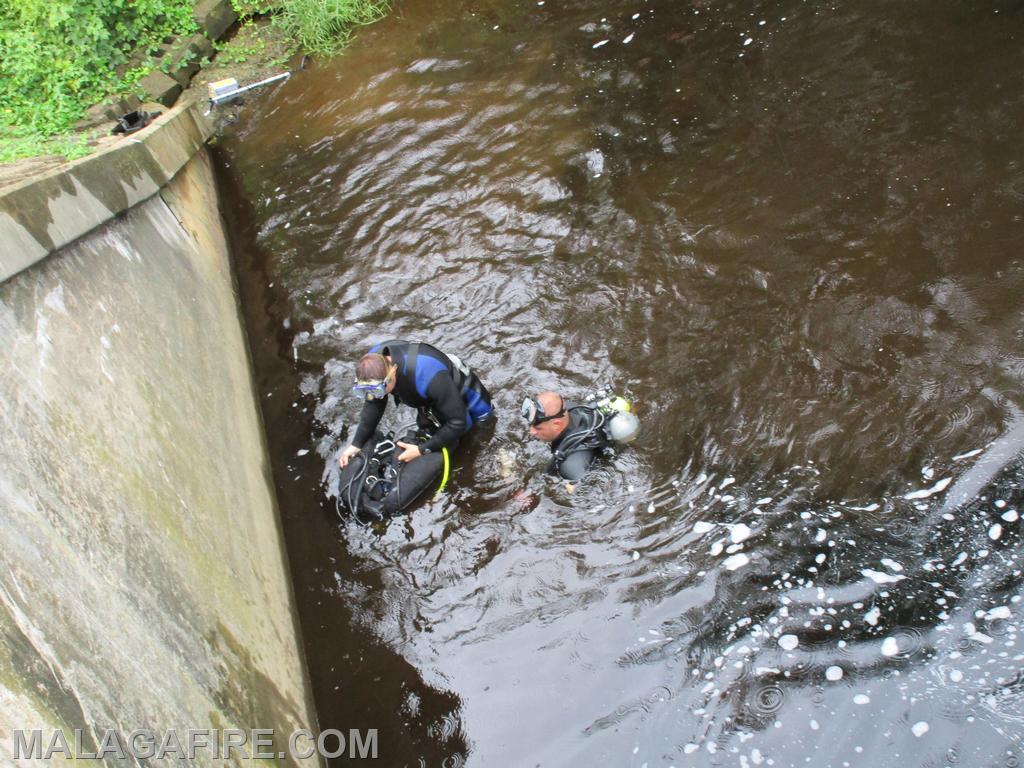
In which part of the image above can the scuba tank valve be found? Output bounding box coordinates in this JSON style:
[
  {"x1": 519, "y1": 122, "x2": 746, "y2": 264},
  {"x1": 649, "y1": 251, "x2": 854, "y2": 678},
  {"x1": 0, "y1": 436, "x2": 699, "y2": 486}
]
[{"x1": 585, "y1": 386, "x2": 640, "y2": 444}]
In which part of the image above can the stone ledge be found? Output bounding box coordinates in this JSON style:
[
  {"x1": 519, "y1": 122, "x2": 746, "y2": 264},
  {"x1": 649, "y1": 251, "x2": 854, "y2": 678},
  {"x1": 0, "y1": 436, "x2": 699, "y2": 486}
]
[
  {"x1": 0, "y1": 100, "x2": 215, "y2": 284},
  {"x1": 194, "y1": 0, "x2": 238, "y2": 41},
  {"x1": 139, "y1": 71, "x2": 184, "y2": 107}
]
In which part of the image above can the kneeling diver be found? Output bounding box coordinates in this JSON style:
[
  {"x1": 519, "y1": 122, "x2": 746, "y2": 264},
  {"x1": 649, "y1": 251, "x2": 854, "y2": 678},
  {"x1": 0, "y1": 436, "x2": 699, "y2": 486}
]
[
  {"x1": 336, "y1": 340, "x2": 493, "y2": 521},
  {"x1": 339, "y1": 340, "x2": 493, "y2": 468},
  {"x1": 522, "y1": 388, "x2": 639, "y2": 485}
]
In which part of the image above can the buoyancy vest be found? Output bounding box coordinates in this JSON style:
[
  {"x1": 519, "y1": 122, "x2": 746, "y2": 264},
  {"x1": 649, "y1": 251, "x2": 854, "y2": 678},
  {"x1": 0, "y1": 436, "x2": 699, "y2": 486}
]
[
  {"x1": 548, "y1": 404, "x2": 610, "y2": 476},
  {"x1": 371, "y1": 340, "x2": 493, "y2": 428}
]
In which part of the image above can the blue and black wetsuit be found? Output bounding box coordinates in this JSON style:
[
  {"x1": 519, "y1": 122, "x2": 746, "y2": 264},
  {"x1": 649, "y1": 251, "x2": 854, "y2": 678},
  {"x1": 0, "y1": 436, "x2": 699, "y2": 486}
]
[
  {"x1": 547, "y1": 404, "x2": 609, "y2": 482},
  {"x1": 351, "y1": 340, "x2": 493, "y2": 454}
]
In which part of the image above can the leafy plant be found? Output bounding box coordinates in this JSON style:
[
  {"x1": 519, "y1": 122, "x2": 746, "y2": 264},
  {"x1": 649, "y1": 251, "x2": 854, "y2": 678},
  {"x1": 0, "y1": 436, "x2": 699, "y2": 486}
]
[
  {"x1": 0, "y1": 0, "x2": 392, "y2": 164},
  {"x1": 276, "y1": 0, "x2": 389, "y2": 56},
  {"x1": 231, "y1": 0, "x2": 277, "y2": 22},
  {"x1": 0, "y1": 0, "x2": 195, "y2": 158},
  {"x1": 0, "y1": 131, "x2": 92, "y2": 165},
  {"x1": 212, "y1": 21, "x2": 268, "y2": 66}
]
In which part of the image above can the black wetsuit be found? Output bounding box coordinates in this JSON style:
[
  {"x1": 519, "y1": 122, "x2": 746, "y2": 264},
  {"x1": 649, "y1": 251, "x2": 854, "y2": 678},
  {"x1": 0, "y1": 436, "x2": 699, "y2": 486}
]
[
  {"x1": 351, "y1": 340, "x2": 492, "y2": 454},
  {"x1": 547, "y1": 404, "x2": 609, "y2": 482}
]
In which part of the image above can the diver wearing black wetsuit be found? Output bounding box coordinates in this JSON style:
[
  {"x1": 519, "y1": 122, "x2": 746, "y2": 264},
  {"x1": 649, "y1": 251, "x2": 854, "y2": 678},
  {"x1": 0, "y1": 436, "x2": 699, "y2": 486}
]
[
  {"x1": 523, "y1": 392, "x2": 610, "y2": 484},
  {"x1": 350, "y1": 340, "x2": 493, "y2": 455},
  {"x1": 547, "y1": 403, "x2": 609, "y2": 482}
]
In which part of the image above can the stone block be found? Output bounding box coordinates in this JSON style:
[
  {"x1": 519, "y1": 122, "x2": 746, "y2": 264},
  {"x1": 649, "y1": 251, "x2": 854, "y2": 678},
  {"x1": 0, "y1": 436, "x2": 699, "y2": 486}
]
[
  {"x1": 75, "y1": 100, "x2": 120, "y2": 131},
  {"x1": 187, "y1": 32, "x2": 216, "y2": 61},
  {"x1": 194, "y1": 0, "x2": 237, "y2": 40},
  {"x1": 166, "y1": 34, "x2": 215, "y2": 87},
  {"x1": 139, "y1": 71, "x2": 182, "y2": 107},
  {"x1": 120, "y1": 94, "x2": 143, "y2": 113},
  {"x1": 74, "y1": 95, "x2": 145, "y2": 131}
]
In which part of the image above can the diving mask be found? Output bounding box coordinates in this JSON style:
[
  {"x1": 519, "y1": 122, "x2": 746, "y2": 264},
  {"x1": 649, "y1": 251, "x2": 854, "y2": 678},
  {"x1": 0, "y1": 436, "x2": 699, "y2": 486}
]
[
  {"x1": 520, "y1": 395, "x2": 565, "y2": 427},
  {"x1": 352, "y1": 367, "x2": 394, "y2": 401}
]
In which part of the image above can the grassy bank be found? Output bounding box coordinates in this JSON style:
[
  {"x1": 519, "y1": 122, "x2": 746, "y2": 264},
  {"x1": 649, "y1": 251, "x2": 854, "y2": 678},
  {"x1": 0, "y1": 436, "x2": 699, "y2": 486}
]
[
  {"x1": 0, "y1": 0, "x2": 197, "y2": 162},
  {"x1": 0, "y1": 0, "x2": 390, "y2": 164}
]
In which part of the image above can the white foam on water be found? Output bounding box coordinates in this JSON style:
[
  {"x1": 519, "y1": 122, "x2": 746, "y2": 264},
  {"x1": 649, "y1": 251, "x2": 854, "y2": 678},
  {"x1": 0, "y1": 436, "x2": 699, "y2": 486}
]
[
  {"x1": 865, "y1": 606, "x2": 881, "y2": 626},
  {"x1": 825, "y1": 665, "x2": 843, "y2": 681},
  {"x1": 593, "y1": 39, "x2": 609, "y2": 48},
  {"x1": 1002, "y1": 510, "x2": 1019, "y2": 522},
  {"x1": 778, "y1": 634, "x2": 799, "y2": 651},
  {"x1": 880, "y1": 558, "x2": 904, "y2": 572},
  {"x1": 952, "y1": 448, "x2": 983, "y2": 461},
  {"x1": 881, "y1": 637, "x2": 899, "y2": 656},
  {"x1": 911, "y1": 721, "x2": 929, "y2": 738},
  {"x1": 693, "y1": 521, "x2": 715, "y2": 534},
  {"x1": 989, "y1": 523, "x2": 1003, "y2": 540},
  {"x1": 724, "y1": 553, "x2": 750, "y2": 571},
  {"x1": 730, "y1": 523, "x2": 752, "y2": 543},
  {"x1": 848, "y1": 503, "x2": 880, "y2": 512},
  {"x1": 904, "y1": 476, "x2": 952, "y2": 500},
  {"x1": 854, "y1": 694, "x2": 870, "y2": 705},
  {"x1": 863, "y1": 569, "x2": 905, "y2": 584}
]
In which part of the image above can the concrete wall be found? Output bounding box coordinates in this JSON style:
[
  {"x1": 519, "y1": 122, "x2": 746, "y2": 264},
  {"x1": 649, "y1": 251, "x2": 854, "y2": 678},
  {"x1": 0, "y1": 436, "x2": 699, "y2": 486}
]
[{"x1": 0, "y1": 104, "x2": 319, "y2": 765}]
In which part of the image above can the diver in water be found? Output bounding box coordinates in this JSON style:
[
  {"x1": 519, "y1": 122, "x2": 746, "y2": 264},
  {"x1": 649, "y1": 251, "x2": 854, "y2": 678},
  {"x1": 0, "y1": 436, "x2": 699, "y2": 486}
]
[
  {"x1": 339, "y1": 340, "x2": 493, "y2": 468},
  {"x1": 522, "y1": 389, "x2": 639, "y2": 484}
]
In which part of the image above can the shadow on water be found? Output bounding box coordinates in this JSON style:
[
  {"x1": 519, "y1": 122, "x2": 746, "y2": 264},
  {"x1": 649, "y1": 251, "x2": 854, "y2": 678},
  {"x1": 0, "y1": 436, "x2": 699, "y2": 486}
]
[
  {"x1": 212, "y1": 0, "x2": 1024, "y2": 765},
  {"x1": 214, "y1": 153, "x2": 470, "y2": 766}
]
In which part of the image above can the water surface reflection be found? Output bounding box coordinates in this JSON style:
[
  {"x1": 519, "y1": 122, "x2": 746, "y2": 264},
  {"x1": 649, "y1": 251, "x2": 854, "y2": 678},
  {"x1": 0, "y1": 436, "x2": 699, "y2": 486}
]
[{"x1": 216, "y1": 0, "x2": 1024, "y2": 764}]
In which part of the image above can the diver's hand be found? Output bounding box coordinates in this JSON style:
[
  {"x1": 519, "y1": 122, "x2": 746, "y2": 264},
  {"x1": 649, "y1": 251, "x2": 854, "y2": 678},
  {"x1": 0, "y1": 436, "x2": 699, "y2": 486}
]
[
  {"x1": 339, "y1": 444, "x2": 361, "y2": 468},
  {"x1": 396, "y1": 441, "x2": 422, "y2": 463}
]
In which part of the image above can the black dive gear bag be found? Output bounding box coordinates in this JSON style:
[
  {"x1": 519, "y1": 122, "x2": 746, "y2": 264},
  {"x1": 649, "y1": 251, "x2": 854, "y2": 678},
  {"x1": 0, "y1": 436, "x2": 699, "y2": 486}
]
[{"x1": 337, "y1": 429, "x2": 446, "y2": 523}]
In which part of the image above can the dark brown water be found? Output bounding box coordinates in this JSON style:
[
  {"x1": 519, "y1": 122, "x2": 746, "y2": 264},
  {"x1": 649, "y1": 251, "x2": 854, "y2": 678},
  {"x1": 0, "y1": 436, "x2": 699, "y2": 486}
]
[{"x1": 214, "y1": 0, "x2": 1024, "y2": 765}]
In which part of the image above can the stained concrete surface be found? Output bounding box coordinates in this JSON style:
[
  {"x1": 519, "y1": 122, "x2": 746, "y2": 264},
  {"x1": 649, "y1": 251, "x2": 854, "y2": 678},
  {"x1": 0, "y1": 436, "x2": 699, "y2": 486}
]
[
  {"x1": 0, "y1": 148, "x2": 318, "y2": 765},
  {"x1": 0, "y1": 101, "x2": 214, "y2": 283}
]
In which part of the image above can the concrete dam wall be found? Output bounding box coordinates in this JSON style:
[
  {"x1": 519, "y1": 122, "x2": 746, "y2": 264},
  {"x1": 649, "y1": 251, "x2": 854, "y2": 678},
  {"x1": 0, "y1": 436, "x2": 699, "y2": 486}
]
[{"x1": 0, "y1": 104, "x2": 319, "y2": 764}]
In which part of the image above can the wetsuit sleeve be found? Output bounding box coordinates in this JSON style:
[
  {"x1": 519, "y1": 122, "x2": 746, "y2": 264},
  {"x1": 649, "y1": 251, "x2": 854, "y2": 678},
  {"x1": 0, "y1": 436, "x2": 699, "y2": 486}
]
[
  {"x1": 420, "y1": 372, "x2": 467, "y2": 452},
  {"x1": 351, "y1": 398, "x2": 387, "y2": 448},
  {"x1": 557, "y1": 449, "x2": 597, "y2": 482}
]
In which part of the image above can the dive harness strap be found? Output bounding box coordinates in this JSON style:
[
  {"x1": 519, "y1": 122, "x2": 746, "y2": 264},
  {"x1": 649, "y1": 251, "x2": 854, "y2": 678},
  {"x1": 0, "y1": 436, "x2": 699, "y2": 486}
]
[
  {"x1": 552, "y1": 405, "x2": 608, "y2": 464},
  {"x1": 410, "y1": 338, "x2": 475, "y2": 396},
  {"x1": 408, "y1": 339, "x2": 479, "y2": 434}
]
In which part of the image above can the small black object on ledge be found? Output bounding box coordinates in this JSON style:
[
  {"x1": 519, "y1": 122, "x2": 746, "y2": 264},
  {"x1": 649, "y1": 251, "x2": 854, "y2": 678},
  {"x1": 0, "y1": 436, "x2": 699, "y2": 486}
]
[{"x1": 111, "y1": 110, "x2": 161, "y2": 135}]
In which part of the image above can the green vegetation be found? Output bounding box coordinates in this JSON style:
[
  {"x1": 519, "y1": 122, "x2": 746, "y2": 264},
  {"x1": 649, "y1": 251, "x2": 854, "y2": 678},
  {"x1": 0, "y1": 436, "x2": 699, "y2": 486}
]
[
  {"x1": 0, "y1": 0, "x2": 197, "y2": 160},
  {"x1": 276, "y1": 0, "x2": 389, "y2": 56},
  {"x1": 0, "y1": 0, "x2": 390, "y2": 164},
  {"x1": 0, "y1": 134, "x2": 92, "y2": 165},
  {"x1": 210, "y1": 19, "x2": 285, "y2": 68}
]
